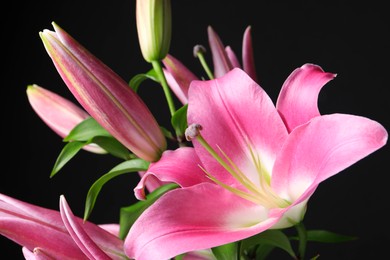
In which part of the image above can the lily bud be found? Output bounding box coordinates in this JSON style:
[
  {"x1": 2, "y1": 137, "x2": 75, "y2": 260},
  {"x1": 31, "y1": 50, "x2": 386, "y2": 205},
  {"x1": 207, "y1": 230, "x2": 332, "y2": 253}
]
[
  {"x1": 162, "y1": 54, "x2": 199, "y2": 104},
  {"x1": 26, "y1": 84, "x2": 106, "y2": 154},
  {"x1": 40, "y1": 22, "x2": 167, "y2": 162},
  {"x1": 136, "y1": 0, "x2": 172, "y2": 62}
]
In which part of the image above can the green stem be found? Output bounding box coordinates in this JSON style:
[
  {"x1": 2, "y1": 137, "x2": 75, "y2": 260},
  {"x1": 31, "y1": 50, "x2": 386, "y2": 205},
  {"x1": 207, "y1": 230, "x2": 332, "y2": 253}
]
[
  {"x1": 151, "y1": 60, "x2": 176, "y2": 116},
  {"x1": 295, "y1": 222, "x2": 307, "y2": 260},
  {"x1": 196, "y1": 52, "x2": 214, "y2": 80}
]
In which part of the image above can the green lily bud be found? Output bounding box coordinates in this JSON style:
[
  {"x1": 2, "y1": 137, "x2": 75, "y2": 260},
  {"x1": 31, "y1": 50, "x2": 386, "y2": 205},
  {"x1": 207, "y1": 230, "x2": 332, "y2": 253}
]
[{"x1": 136, "y1": 0, "x2": 172, "y2": 62}]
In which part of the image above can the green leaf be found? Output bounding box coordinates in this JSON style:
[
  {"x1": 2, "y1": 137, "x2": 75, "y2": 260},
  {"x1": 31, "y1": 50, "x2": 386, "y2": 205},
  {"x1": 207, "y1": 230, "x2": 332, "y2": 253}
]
[
  {"x1": 129, "y1": 69, "x2": 159, "y2": 92},
  {"x1": 254, "y1": 244, "x2": 276, "y2": 260},
  {"x1": 212, "y1": 242, "x2": 238, "y2": 260},
  {"x1": 160, "y1": 126, "x2": 175, "y2": 141},
  {"x1": 50, "y1": 141, "x2": 86, "y2": 178},
  {"x1": 239, "y1": 230, "x2": 296, "y2": 259},
  {"x1": 64, "y1": 117, "x2": 111, "y2": 142},
  {"x1": 83, "y1": 159, "x2": 150, "y2": 221},
  {"x1": 119, "y1": 183, "x2": 179, "y2": 239},
  {"x1": 290, "y1": 230, "x2": 358, "y2": 243},
  {"x1": 91, "y1": 136, "x2": 133, "y2": 160},
  {"x1": 171, "y1": 104, "x2": 188, "y2": 138}
]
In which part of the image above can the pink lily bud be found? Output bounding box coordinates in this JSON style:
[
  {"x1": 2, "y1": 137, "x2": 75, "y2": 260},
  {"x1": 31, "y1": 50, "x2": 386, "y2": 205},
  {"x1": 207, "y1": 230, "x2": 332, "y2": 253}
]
[
  {"x1": 162, "y1": 54, "x2": 199, "y2": 104},
  {"x1": 26, "y1": 84, "x2": 106, "y2": 154},
  {"x1": 39, "y1": 22, "x2": 167, "y2": 162},
  {"x1": 136, "y1": 0, "x2": 172, "y2": 62}
]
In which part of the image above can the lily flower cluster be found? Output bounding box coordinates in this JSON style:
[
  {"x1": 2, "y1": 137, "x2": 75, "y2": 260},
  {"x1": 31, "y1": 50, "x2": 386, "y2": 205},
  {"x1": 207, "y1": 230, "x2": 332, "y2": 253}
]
[{"x1": 1, "y1": 0, "x2": 388, "y2": 259}]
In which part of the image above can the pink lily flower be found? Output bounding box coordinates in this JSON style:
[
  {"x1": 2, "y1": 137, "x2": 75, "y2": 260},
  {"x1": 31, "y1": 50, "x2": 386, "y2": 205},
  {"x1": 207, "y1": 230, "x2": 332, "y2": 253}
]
[
  {"x1": 0, "y1": 193, "x2": 126, "y2": 259},
  {"x1": 26, "y1": 84, "x2": 106, "y2": 154},
  {"x1": 125, "y1": 66, "x2": 387, "y2": 259},
  {"x1": 40, "y1": 22, "x2": 166, "y2": 162}
]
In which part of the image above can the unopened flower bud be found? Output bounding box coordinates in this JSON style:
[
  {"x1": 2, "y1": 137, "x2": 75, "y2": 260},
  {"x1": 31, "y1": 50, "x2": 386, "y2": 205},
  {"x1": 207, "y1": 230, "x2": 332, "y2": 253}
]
[
  {"x1": 136, "y1": 0, "x2": 172, "y2": 62},
  {"x1": 40, "y1": 23, "x2": 167, "y2": 162}
]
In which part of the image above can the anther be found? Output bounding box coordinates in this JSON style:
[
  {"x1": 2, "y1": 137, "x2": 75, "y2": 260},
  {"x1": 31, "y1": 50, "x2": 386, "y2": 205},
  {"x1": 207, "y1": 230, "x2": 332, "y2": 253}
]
[
  {"x1": 185, "y1": 123, "x2": 203, "y2": 141},
  {"x1": 193, "y1": 45, "x2": 207, "y2": 58}
]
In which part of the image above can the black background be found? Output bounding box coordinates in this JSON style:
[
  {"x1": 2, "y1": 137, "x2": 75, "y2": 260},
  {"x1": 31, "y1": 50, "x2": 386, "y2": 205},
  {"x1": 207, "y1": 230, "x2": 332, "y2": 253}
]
[{"x1": 2, "y1": 1, "x2": 389, "y2": 259}]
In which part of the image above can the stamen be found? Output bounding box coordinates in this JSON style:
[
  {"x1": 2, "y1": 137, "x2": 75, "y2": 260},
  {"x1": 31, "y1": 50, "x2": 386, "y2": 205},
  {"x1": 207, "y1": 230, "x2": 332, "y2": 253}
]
[
  {"x1": 217, "y1": 146, "x2": 264, "y2": 196},
  {"x1": 188, "y1": 123, "x2": 290, "y2": 208},
  {"x1": 193, "y1": 44, "x2": 214, "y2": 80},
  {"x1": 247, "y1": 144, "x2": 290, "y2": 207},
  {"x1": 199, "y1": 165, "x2": 264, "y2": 205}
]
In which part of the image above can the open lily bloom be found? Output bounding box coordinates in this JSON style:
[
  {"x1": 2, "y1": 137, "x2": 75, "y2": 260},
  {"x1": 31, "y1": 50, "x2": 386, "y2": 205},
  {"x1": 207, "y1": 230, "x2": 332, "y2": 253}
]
[
  {"x1": 27, "y1": 84, "x2": 106, "y2": 154},
  {"x1": 0, "y1": 193, "x2": 126, "y2": 259},
  {"x1": 125, "y1": 66, "x2": 388, "y2": 259}
]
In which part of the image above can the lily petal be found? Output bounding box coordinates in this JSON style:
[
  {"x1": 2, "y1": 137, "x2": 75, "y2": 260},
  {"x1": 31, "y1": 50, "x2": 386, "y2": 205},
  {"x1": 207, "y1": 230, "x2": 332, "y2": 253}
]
[
  {"x1": 59, "y1": 196, "x2": 111, "y2": 260},
  {"x1": 98, "y1": 224, "x2": 120, "y2": 237},
  {"x1": 0, "y1": 194, "x2": 87, "y2": 259},
  {"x1": 188, "y1": 68, "x2": 288, "y2": 186},
  {"x1": 40, "y1": 23, "x2": 166, "y2": 162},
  {"x1": 138, "y1": 170, "x2": 168, "y2": 194},
  {"x1": 134, "y1": 147, "x2": 210, "y2": 200},
  {"x1": 276, "y1": 64, "x2": 336, "y2": 132},
  {"x1": 272, "y1": 114, "x2": 388, "y2": 201},
  {"x1": 225, "y1": 46, "x2": 241, "y2": 68},
  {"x1": 0, "y1": 193, "x2": 126, "y2": 259},
  {"x1": 22, "y1": 247, "x2": 55, "y2": 260},
  {"x1": 22, "y1": 247, "x2": 36, "y2": 260},
  {"x1": 207, "y1": 26, "x2": 233, "y2": 78},
  {"x1": 125, "y1": 183, "x2": 280, "y2": 260},
  {"x1": 242, "y1": 26, "x2": 258, "y2": 83},
  {"x1": 162, "y1": 54, "x2": 199, "y2": 104}
]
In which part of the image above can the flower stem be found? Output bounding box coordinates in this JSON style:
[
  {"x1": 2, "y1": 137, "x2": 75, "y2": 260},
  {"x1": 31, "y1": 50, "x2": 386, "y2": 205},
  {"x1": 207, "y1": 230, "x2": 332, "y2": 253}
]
[
  {"x1": 151, "y1": 60, "x2": 176, "y2": 116},
  {"x1": 295, "y1": 222, "x2": 307, "y2": 260}
]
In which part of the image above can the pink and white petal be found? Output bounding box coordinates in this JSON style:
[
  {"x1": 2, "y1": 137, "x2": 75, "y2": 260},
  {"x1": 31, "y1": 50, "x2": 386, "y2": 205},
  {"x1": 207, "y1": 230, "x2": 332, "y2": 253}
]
[
  {"x1": 22, "y1": 247, "x2": 36, "y2": 260},
  {"x1": 242, "y1": 26, "x2": 258, "y2": 83},
  {"x1": 98, "y1": 224, "x2": 120, "y2": 237},
  {"x1": 208, "y1": 26, "x2": 233, "y2": 78},
  {"x1": 276, "y1": 64, "x2": 336, "y2": 132},
  {"x1": 59, "y1": 196, "x2": 126, "y2": 260},
  {"x1": 134, "y1": 147, "x2": 211, "y2": 200},
  {"x1": 125, "y1": 183, "x2": 282, "y2": 260},
  {"x1": 188, "y1": 68, "x2": 288, "y2": 186},
  {"x1": 225, "y1": 46, "x2": 241, "y2": 68},
  {"x1": 272, "y1": 114, "x2": 388, "y2": 201}
]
